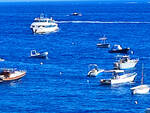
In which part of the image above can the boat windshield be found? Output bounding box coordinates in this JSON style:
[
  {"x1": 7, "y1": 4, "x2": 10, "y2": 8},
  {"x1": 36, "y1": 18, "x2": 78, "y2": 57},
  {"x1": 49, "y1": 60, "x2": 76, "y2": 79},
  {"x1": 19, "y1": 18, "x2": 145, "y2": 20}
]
[
  {"x1": 34, "y1": 19, "x2": 48, "y2": 22},
  {"x1": 45, "y1": 25, "x2": 56, "y2": 28}
]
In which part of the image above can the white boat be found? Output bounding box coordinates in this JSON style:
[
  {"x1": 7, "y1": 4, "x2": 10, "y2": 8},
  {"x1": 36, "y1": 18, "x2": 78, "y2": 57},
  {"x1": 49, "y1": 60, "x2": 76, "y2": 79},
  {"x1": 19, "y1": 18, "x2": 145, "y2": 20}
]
[
  {"x1": 30, "y1": 50, "x2": 48, "y2": 58},
  {"x1": 145, "y1": 108, "x2": 150, "y2": 113},
  {"x1": 0, "y1": 58, "x2": 4, "y2": 61},
  {"x1": 87, "y1": 64, "x2": 104, "y2": 77},
  {"x1": 97, "y1": 36, "x2": 110, "y2": 48},
  {"x1": 100, "y1": 72, "x2": 137, "y2": 85},
  {"x1": 131, "y1": 85, "x2": 149, "y2": 94},
  {"x1": 130, "y1": 64, "x2": 150, "y2": 94},
  {"x1": 0, "y1": 69, "x2": 26, "y2": 82},
  {"x1": 71, "y1": 12, "x2": 82, "y2": 16},
  {"x1": 30, "y1": 13, "x2": 59, "y2": 34},
  {"x1": 114, "y1": 55, "x2": 139, "y2": 69}
]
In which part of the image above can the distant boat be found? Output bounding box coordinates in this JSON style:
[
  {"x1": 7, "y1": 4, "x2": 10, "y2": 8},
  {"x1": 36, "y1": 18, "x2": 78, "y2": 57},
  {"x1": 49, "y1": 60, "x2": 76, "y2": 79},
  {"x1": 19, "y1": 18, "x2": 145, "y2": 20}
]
[
  {"x1": 87, "y1": 64, "x2": 104, "y2": 77},
  {"x1": 97, "y1": 36, "x2": 110, "y2": 48},
  {"x1": 145, "y1": 108, "x2": 150, "y2": 113},
  {"x1": 114, "y1": 55, "x2": 139, "y2": 69},
  {"x1": 71, "y1": 12, "x2": 82, "y2": 16},
  {"x1": 100, "y1": 70, "x2": 137, "y2": 85},
  {"x1": 30, "y1": 50, "x2": 48, "y2": 59},
  {"x1": 130, "y1": 64, "x2": 150, "y2": 94},
  {"x1": 0, "y1": 69, "x2": 26, "y2": 82},
  {"x1": 0, "y1": 58, "x2": 4, "y2": 62},
  {"x1": 30, "y1": 13, "x2": 59, "y2": 34},
  {"x1": 109, "y1": 45, "x2": 130, "y2": 54}
]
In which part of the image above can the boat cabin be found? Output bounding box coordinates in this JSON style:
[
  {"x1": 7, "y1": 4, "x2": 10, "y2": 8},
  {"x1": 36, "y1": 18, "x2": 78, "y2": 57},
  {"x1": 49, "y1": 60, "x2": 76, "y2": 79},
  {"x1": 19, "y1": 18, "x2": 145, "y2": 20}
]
[
  {"x1": 112, "y1": 45, "x2": 122, "y2": 50},
  {"x1": 119, "y1": 55, "x2": 129, "y2": 63}
]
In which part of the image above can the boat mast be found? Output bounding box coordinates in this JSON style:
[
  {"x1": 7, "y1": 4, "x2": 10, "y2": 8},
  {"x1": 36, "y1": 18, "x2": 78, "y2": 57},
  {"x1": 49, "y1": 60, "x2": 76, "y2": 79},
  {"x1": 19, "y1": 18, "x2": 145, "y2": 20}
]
[{"x1": 141, "y1": 63, "x2": 144, "y2": 85}]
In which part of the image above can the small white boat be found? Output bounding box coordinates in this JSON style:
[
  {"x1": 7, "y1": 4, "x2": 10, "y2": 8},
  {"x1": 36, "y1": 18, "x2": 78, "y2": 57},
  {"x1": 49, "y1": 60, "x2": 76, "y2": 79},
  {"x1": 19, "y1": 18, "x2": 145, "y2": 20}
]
[
  {"x1": 87, "y1": 64, "x2": 104, "y2": 77},
  {"x1": 114, "y1": 55, "x2": 139, "y2": 69},
  {"x1": 30, "y1": 50, "x2": 48, "y2": 58},
  {"x1": 130, "y1": 64, "x2": 150, "y2": 94},
  {"x1": 0, "y1": 58, "x2": 4, "y2": 61},
  {"x1": 71, "y1": 12, "x2": 82, "y2": 16},
  {"x1": 131, "y1": 85, "x2": 149, "y2": 94},
  {"x1": 97, "y1": 36, "x2": 110, "y2": 48},
  {"x1": 30, "y1": 13, "x2": 59, "y2": 34},
  {"x1": 145, "y1": 108, "x2": 150, "y2": 113},
  {"x1": 100, "y1": 72, "x2": 137, "y2": 85},
  {"x1": 0, "y1": 69, "x2": 26, "y2": 82}
]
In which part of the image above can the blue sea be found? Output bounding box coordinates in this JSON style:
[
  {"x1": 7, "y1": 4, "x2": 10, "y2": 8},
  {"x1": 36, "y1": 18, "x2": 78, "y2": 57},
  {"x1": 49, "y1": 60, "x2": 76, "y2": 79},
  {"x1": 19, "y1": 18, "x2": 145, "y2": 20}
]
[{"x1": 0, "y1": 1, "x2": 150, "y2": 112}]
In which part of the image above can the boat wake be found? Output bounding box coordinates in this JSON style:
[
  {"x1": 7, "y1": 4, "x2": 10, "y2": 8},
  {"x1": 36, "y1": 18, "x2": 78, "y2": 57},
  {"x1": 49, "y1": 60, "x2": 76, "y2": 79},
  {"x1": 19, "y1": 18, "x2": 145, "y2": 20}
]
[{"x1": 56, "y1": 21, "x2": 150, "y2": 24}]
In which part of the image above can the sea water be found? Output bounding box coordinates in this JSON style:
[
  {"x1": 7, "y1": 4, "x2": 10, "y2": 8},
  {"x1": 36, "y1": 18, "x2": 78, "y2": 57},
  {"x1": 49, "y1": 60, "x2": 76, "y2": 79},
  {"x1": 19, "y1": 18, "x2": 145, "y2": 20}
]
[{"x1": 0, "y1": 1, "x2": 150, "y2": 112}]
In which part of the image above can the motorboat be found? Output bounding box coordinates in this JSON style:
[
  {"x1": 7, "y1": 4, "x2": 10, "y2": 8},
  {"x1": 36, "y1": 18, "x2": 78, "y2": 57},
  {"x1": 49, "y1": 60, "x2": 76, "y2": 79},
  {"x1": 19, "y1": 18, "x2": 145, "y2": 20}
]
[
  {"x1": 130, "y1": 64, "x2": 150, "y2": 94},
  {"x1": 87, "y1": 64, "x2": 104, "y2": 77},
  {"x1": 114, "y1": 55, "x2": 139, "y2": 69},
  {"x1": 97, "y1": 36, "x2": 110, "y2": 48},
  {"x1": 109, "y1": 45, "x2": 130, "y2": 54},
  {"x1": 100, "y1": 71, "x2": 137, "y2": 85},
  {"x1": 30, "y1": 13, "x2": 59, "y2": 34},
  {"x1": 71, "y1": 12, "x2": 82, "y2": 16},
  {"x1": 0, "y1": 69, "x2": 26, "y2": 82},
  {"x1": 30, "y1": 50, "x2": 48, "y2": 59}
]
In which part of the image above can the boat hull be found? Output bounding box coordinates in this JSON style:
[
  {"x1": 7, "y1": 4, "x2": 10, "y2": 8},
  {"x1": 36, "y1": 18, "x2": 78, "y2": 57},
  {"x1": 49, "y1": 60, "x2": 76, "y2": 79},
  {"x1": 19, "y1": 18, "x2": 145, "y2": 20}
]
[
  {"x1": 1, "y1": 71, "x2": 26, "y2": 82},
  {"x1": 97, "y1": 44, "x2": 110, "y2": 48},
  {"x1": 31, "y1": 26, "x2": 59, "y2": 34},
  {"x1": 131, "y1": 85, "x2": 150, "y2": 94},
  {"x1": 100, "y1": 73, "x2": 137, "y2": 85},
  {"x1": 119, "y1": 60, "x2": 138, "y2": 69},
  {"x1": 109, "y1": 48, "x2": 130, "y2": 54}
]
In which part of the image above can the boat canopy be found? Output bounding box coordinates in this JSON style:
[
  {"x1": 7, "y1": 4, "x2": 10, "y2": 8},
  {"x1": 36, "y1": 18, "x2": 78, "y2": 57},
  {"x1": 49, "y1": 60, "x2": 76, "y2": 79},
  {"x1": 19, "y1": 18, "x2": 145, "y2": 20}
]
[{"x1": 99, "y1": 37, "x2": 107, "y2": 40}]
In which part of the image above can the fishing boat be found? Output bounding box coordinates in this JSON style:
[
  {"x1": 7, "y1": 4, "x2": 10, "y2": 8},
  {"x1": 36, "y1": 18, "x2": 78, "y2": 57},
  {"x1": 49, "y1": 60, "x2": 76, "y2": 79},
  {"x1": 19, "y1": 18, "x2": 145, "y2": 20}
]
[
  {"x1": 130, "y1": 64, "x2": 150, "y2": 94},
  {"x1": 97, "y1": 36, "x2": 110, "y2": 48},
  {"x1": 109, "y1": 45, "x2": 130, "y2": 54},
  {"x1": 100, "y1": 71, "x2": 137, "y2": 85},
  {"x1": 87, "y1": 64, "x2": 104, "y2": 77},
  {"x1": 30, "y1": 50, "x2": 48, "y2": 58},
  {"x1": 114, "y1": 55, "x2": 139, "y2": 69},
  {"x1": 30, "y1": 13, "x2": 59, "y2": 34},
  {"x1": 0, "y1": 69, "x2": 26, "y2": 82}
]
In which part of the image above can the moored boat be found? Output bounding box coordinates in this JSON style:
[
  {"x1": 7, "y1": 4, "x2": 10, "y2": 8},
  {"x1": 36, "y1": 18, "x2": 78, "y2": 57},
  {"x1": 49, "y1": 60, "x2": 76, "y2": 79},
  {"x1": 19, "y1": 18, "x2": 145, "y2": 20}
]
[
  {"x1": 87, "y1": 64, "x2": 104, "y2": 77},
  {"x1": 97, "y1": 36, "x2": 110, "y2": 48},
  {"x1": 131, "y1": 85, "x2": 149, "y2": 94},
  {"x1": 114, "y1": 55, "x2": 139, "y2": 69},
  {"x1": 0, "y1": 69, "x2": 26, "y2": 82},
  {"x1": 100, "y1": 72, "x2": 137, "y2": 85},
  {"x1": 109, "y1": 45, "x2": 130, "y2": 54},
  {"x1": 30, "y1": 50, "x2": 48, "y2": 59},
  {"x1": 130, "y1": 64, "x2": 150, "y2": 94}
]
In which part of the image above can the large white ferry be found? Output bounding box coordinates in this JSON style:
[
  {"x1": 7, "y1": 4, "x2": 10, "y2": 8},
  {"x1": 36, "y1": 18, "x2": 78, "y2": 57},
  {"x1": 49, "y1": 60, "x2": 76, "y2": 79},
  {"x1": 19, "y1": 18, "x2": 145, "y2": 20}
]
[{"x1": 30, "y1": 14, "x2": 59, "y2": 34}]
